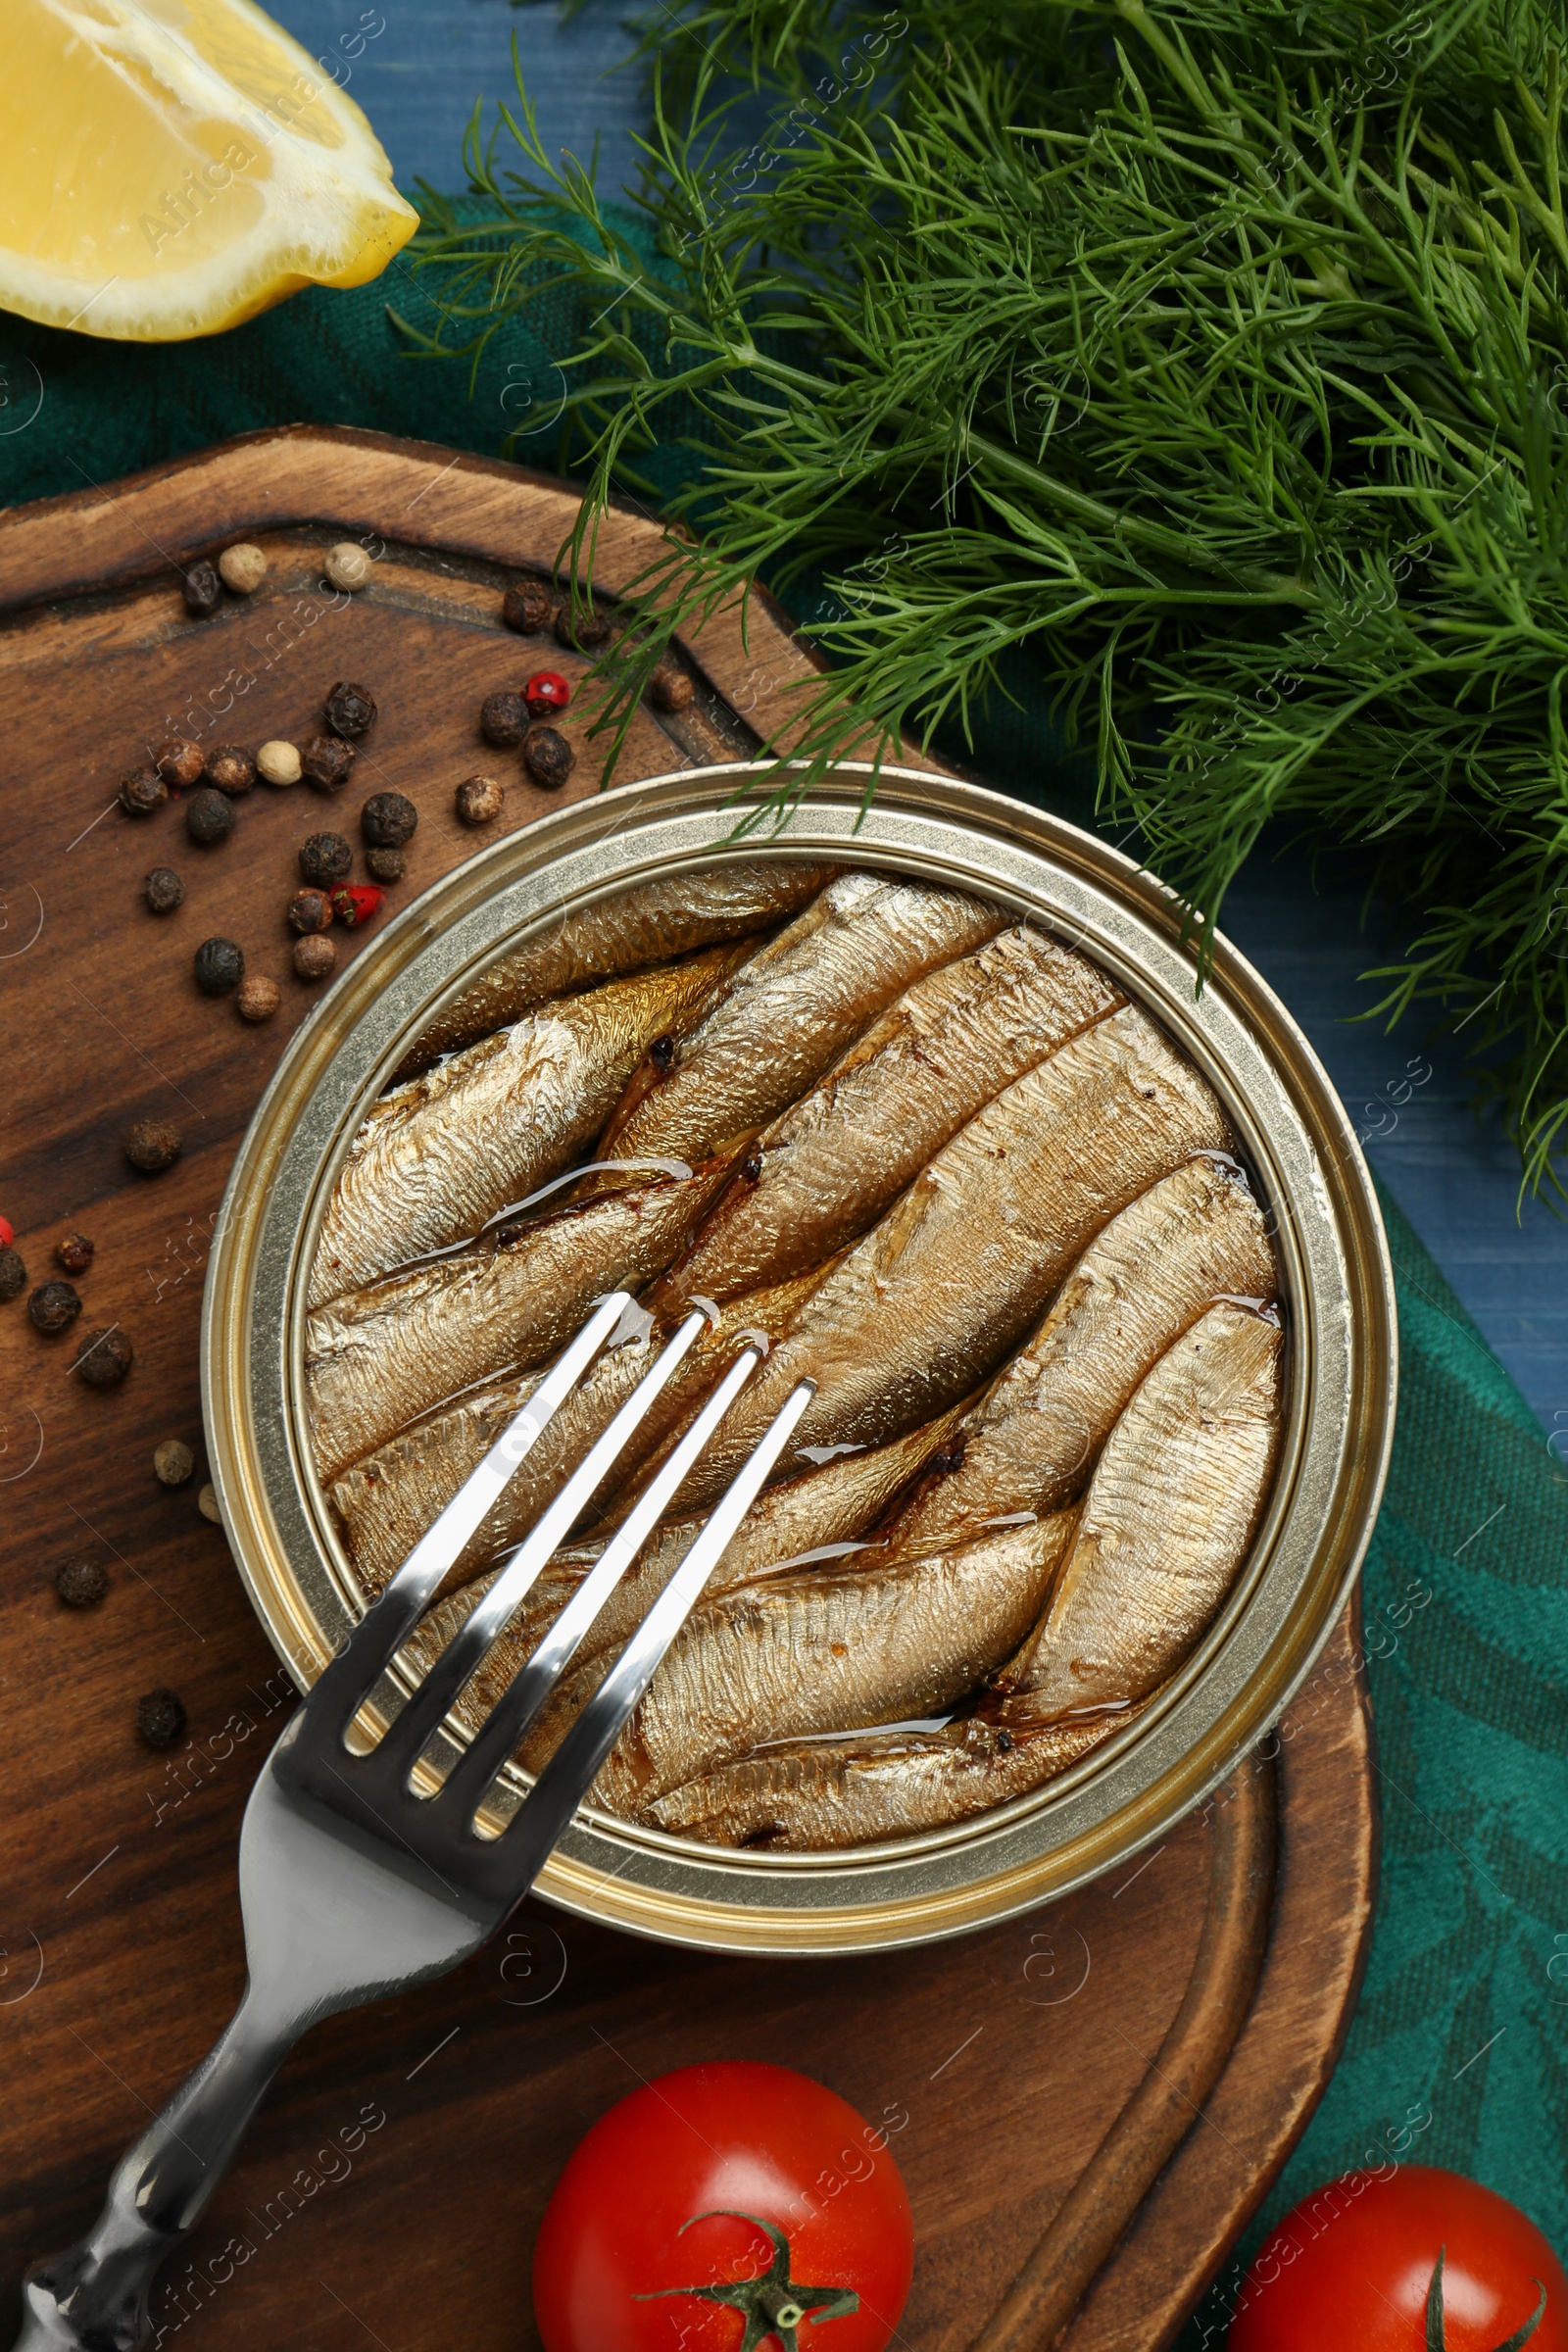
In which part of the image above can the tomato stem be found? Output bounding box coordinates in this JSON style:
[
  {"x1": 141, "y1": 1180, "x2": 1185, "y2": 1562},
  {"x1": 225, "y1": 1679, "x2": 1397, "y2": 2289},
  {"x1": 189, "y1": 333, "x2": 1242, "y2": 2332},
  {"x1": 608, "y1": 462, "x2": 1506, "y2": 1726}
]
[
  {"x1": 634, "y1": 2209, "x2": 859, "y2": 2351},
  {"x1": 1425, "y1": 2248, "x2": 1547, "y2": 2352}
]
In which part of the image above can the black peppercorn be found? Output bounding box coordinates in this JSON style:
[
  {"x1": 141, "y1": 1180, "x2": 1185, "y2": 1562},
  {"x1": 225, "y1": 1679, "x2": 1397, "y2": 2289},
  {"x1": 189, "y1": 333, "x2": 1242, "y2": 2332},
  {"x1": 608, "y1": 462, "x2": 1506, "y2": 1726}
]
[
  {"x1": 204, "y1": 744, "x2": 256, "y2": 796},
  {"x1": 145, "y1": 866, "x2": 185, "y2": 915},
  {"x1": 301, "y1": 735, "x2": 355, "y2": 792},
  {"x1": 186, "y1": 786, "x2": 234, "y2": 846},
  {"x1": 480, "y1": 690, "x2": 528, "y2": 748},
  {"x1": 650, "y1": 1034, "x2": 677, "y2": 1073},
  {"x1": 298, "y1": 831, "x2": 353, "y2": 887},
  {"x1": 55, "y1": 1232, "x2": 94, "y2": 1274},
  {"x1": 741, "y1": 1149, "x2": 764, "y2": 1182},
  {"x1": 57, "y1": 1556, "x2": 109, "y2": 1607},
  {"x1": 503, "y1": 580, "x2": 553, "y2": 634},
  {"x1": 553, "y1": 599, "x2": 611, "y2": 650},
  {"x1": 28, "y1": 1281, "x2": 81, "y2": 1334},
  {"x1": 366, "y1": 846, "x2": 405, "y2": 883},
  {"x1": 181, "y1": 560, "x2": 222, "y2": 617},
  {"x1": 323, "y1": 680, "x2": 377, "y2": 738},
  {"x1": 125, "y1": 1118, "x2": 182, "y2": 1172},
  {"x1": 74, "y1": 1326, "x2": 133, "y2": 1389},
  {"x1": 155, "y1": 738, "x2": 205, "y2": 790},
  {"x1": 194, "y1": 937, "x2": 245, "y2": 996},
  {"x1": 136, "y1": 1689, "x2": 187, "y2": 1749},
  {"x1": 0, "y1": 1246, "x2": 26, "y2": 1301},
  {"x1": 119, "y1": 764, "x2": 168, "y2": 818},
  {"x1": 522, "y1": 724, "x2": 575, "y2": 790},
  {"x1": 931, "y1": 1445, "x2": 967, "y2": 1476},
  {"x1": 360, "y1": 790, "x2": 417, "y2": 848}
]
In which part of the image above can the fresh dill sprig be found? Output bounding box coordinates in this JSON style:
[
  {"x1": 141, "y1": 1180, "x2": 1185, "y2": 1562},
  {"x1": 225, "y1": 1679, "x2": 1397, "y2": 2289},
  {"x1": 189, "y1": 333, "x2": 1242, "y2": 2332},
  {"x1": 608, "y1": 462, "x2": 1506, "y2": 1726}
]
[{"x1": 409, "y1": 0, "x2": 1568, "y2": 1196}]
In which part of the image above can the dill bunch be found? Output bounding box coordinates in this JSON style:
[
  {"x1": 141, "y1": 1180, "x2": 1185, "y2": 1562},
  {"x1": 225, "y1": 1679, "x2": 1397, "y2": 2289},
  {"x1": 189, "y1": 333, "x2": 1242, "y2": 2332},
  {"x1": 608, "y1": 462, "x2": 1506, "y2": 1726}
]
[{"x1": 411, "y1": 0, "x2": 1568, "y2": 1193}]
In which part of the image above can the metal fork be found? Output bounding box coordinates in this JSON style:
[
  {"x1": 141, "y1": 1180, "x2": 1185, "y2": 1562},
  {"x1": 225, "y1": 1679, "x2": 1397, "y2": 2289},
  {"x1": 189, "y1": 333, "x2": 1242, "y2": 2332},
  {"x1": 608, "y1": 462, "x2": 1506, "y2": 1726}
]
[{"x1": 18, "y1": 1293, "x2": 814, "y2": 2352}]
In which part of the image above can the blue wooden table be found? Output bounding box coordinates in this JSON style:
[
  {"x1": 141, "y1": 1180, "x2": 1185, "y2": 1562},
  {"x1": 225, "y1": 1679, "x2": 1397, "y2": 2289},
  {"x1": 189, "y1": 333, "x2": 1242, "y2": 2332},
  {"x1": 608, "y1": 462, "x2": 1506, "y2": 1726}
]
[{"x1": 272, "y1": 0, "x2": 1568, "y2": 1431}]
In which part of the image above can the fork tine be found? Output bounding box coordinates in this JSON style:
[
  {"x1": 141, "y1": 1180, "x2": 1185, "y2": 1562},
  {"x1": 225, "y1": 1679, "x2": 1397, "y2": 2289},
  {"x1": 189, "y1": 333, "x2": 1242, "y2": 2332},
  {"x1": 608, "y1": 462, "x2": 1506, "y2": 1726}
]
[
  {"x1": 378, "y1": 1306, "x2": 712, "y2": 1770},
  {"x1": 432, "y1": 1342, "x2": 763, "y2": 1820},
  {"x1": 501, "y1": 1377, "x2": 817, "y2": 1859},
  {"x1": 307, "y1": 1290, "x2": 633, "y2": 1735}
]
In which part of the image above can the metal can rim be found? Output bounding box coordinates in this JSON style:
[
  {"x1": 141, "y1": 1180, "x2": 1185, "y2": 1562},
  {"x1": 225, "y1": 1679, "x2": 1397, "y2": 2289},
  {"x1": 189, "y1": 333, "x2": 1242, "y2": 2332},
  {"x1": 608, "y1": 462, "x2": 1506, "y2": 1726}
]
[{"x1": 202, "y1": 761, "x2": 1396, "y2": 1956}]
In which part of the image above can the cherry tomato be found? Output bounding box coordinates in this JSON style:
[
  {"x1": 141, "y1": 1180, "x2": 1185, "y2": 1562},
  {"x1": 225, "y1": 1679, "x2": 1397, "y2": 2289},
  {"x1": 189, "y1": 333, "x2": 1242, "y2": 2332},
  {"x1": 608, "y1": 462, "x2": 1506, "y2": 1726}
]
[
  {"x1": 532, "y1": 2060, "x2": 913, "y2": 2352},
  {"x1": 525, "y1": 669, "x2": 571, "y2": 718},
  {"x1": 1228, "y1": 2167, "x2": 1568, "y2": 2351}
]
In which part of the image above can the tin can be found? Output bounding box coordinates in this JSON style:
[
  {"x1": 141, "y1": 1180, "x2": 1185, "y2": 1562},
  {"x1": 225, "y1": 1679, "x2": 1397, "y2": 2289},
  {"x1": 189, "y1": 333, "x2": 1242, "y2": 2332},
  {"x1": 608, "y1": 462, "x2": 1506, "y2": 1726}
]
[{"x1": 203, "y1": 763, "x2": 1396, "y2": 1955}]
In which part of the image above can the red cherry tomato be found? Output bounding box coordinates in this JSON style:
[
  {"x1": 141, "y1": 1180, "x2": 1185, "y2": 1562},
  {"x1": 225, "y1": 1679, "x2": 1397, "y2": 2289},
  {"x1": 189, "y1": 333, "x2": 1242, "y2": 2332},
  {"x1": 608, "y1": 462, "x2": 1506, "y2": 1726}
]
[
  {"x1": 532, "y1": 2061, "x2": 913, "y2": 2352},
  {"x1": 525, "y1": 669, "x2": 571, "y2": 718},
  {"x1": 1228, "y1": 2167, "x2": 1568, "y2": 2351},
  {"x1": 0, "y1": 1215, "x2": 13, "y2": 1250}
]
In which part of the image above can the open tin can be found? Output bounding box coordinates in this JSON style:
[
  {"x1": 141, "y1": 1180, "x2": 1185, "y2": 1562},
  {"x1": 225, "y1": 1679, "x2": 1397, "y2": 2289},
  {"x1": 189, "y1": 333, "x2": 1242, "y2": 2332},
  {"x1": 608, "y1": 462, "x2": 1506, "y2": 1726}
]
[{"x1": 203, "y1": 762, "x2": 1396, "y2": 1956}]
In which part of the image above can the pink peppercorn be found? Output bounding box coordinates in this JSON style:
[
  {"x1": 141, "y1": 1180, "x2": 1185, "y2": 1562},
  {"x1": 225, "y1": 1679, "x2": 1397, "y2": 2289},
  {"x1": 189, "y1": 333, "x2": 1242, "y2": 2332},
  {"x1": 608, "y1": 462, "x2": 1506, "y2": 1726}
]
[
  {"x1": 524, "y1": 670, "x2": 571, "y2": 720},
  {"x1": 329, "y1": 884, "x2": 385, "y2": 929}
]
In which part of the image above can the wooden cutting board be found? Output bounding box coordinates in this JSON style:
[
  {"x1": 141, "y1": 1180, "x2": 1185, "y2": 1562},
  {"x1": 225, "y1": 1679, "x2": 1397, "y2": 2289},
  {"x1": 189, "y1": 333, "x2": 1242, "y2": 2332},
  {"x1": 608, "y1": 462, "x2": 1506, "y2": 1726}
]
[{"x1": 0, "y1": 426, "x2": 1376, "y2": 2352}]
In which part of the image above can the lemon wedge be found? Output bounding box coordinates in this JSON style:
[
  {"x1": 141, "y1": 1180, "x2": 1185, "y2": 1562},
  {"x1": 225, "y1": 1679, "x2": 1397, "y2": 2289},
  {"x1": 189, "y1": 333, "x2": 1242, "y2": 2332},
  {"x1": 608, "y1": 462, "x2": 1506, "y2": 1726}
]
[{"x1": 0, "y1": 0, "x2": 418, "y2": 341}]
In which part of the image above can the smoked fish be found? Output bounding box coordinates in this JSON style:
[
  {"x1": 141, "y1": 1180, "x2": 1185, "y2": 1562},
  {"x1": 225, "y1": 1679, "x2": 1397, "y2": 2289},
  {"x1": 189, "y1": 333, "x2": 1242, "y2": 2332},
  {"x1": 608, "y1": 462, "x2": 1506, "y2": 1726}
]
[
  {"x1": 887, "y1": 1155, "x2": 1276, "y2": 1552},
  {"x1": 306, "y1": 1156, "x2": 736, "y2": 1482},
  {"x1": 587, "y1": 1513, "x2": 1074, "y2": 1816},
  {"x1": 396, "y1": 1407, "x2": 970, "y2": 1755},
  {"x1": 648, "y1": 924, "x2": 1122, "y2": 1309},
  {"x1": 999, "y1": 1301, "x2": 1283, "y2": 1718},
  {"x1": 329, "y1": 1263, "x2": 837, "y2": 1597},
  {"x1": 646, "y1": 1701, "x2": 1150, "y2": 1849},
  {"x1": 591, "y1": 872, "x2": 1005, "y2": 1177},
  {"x1": 394, "y1": 859, "x2": 840, "y2": 1078},
  {"x1": 644, "y1": 1003, "x2": 1232, "y2": 1512},
  {"x1": 309, "y1": 947, "x2": 746, "y2": 1307}
]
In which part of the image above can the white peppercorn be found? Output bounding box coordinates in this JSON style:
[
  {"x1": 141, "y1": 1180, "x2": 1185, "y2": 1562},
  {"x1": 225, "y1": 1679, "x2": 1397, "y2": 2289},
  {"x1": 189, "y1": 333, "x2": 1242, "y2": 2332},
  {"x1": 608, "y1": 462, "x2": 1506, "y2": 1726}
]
[
  {"x1": 325, "y1": 542, "x2": 371, "y2": 591},
  {"x1": 219, "y1": 542, "x2": 268, "y2": 594},
  {"x1": 257, "y1": 739, "x2": 302, "y2": 787}
]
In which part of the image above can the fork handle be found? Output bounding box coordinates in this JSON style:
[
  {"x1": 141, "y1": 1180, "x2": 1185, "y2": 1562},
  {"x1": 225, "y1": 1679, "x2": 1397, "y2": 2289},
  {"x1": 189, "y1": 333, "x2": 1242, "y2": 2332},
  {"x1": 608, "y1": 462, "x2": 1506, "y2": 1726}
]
[{"x1": 16, "y1": 1984, "x2": 292, "y2": 2352}]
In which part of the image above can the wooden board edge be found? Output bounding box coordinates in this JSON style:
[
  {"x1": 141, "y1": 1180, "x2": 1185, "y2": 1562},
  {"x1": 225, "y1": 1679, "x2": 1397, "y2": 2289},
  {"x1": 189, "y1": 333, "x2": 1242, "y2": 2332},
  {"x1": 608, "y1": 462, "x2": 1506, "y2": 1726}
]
[
  {"x1": 0, "y1": 422, "x2": 961, "y2": 781},
  {"x1": 1061, "y1": 1601, "x2": 1379, "y2": 2349},
  {"x1": 974, "y1": 1759, "x2": 1278, "y2": 2351}
]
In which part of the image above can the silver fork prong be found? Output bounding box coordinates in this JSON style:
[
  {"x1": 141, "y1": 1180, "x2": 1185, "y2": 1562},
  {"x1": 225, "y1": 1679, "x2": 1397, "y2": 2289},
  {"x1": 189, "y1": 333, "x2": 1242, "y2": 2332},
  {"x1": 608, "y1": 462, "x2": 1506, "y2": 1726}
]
[
  {"x1": 433, "y1": 1343, "x2": 764, "y2": 1820},
  {"x1": 509, "y1": 1377, "x2": 817, "y2": 1854},
  {"x1": 309, "y1": 1290, "x2": 633, "y2": 1734},
  {"x1": 378, "y1": 1307, "x2": 712, "y2": 1772}
]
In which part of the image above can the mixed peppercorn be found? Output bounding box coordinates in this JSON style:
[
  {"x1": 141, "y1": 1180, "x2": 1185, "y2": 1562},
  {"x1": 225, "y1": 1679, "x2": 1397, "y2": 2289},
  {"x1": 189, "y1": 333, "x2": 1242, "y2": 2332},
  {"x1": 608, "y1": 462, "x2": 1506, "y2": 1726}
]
[
  {"x1": 33, "y1": 545, "x2": 705, "y2": 1761},
  {"x1": 110, "y1": 550, "x2": 697, "y2": 1009}
]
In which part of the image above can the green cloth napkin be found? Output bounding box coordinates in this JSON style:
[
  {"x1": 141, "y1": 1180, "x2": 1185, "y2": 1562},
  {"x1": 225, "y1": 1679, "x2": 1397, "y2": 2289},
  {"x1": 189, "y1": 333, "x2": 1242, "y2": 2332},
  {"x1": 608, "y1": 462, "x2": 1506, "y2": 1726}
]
[{"x1": 4, "y1": 223, "x2": 1566, "y2": 2309}]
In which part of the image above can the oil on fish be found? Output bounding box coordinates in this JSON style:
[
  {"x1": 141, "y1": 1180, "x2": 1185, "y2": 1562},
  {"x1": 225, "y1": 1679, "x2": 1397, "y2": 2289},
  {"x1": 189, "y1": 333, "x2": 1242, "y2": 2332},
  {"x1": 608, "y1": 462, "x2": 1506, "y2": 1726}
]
[
  {"x1": 310, "y1": 945, "x2": 747, "y2": 1307},
  {"x1": 645, "y1": 1699, "x2": 1152, "y2": 1849},
  {"x1": 645, "y1": 1003, "x2": 1231, "y2": 1511},
  {"x1": 647, "y1": 924, "x2": 1122, "y2": 1309},
  {"x1": 396, "y1": 1407, "x2": 971, "y2": 1757},
  {"x1": 394, "y1": 859, "x2": 840, "y2": 1077},
  {"x1": 886, "y1": 1154, "x2": 1276, "y2": 1552},
  {"x1": 306, "y1": 1156, "x2": 736, "y2": 1483},
  {"x1": 328, "y1": 1263, "x2": 838, "y2": 1596},
  {"x1": 996, "y1": 1300, "x2": 1283, "y2": 1718},
  {"x1": 590, "y1": 871, "x2": 1005, "y2": 1178},
  {"x1": 586, "y1": 1513, "x2": 1074, "y2": 1816}
]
